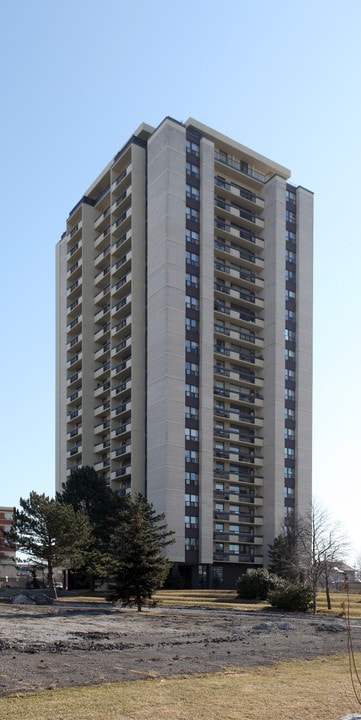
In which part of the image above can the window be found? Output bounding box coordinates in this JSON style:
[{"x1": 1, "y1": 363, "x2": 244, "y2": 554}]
[
  {"x1": 285, "y1": 348, "x2": 295, "y2": 360},
  {"x1": 186, "y1": 162, "x2": 200, "y2": 179},
  {"x1": 229, "y1": 504, "x2": 239, "y2": 515},
  {"x1": 285, "y1": 407, "x2": 295, "y2": 420},
  {"x1": 213, "y1": 566, "x2": 224, "y2": 585},
  {"x1": 185, "y1": 427, "x2": 199, "y2": 441},
  {"x1": 215, "y1": 481, "x2": 224, "y2": 492},
  {"x1": 185, "y1": 250, "x2": 199, "y2": 267},
  {"x1": 285, "y1": 328, "x2": 296, "y2": 342},
  {"x1": 186, "y1": 184, "x2": 200, "y2": 201},
  {"x1": 186, "y1": 207, "x2": 199, "y2": 223},
  {"x1": 215, "y1": 461, "x2": 224, "y2": 473},
  {"x1": 185, "y1": 383, "x2": 198, "y2": 398},
  {"x1": 286, "y1": 209, "x2": 296, "y2": 223},
  {"x1": 185, "y1": 295, "x2": 199, "y2": 310},
  {"x1": 186, "y1": 317, "x2": 198, "y2": 332},
  {"x1": 215, "y1": 502, "x2": 224, "y2": 513},
  {"x1": 186, "y1": 339, "x2": 199, "y2": 354},
  {"x1": 285, "y1": 388, "x2": 295, "y2": 400},
  {"x1": 285, "y1": 368, "x2": 295, "y2": 380},
  {"x1": 286, "y1": 250, "x2": 296, "y2": 263},
  {"x1": 186, "y1": 228, "x2": 200, "y2": 244},
  {"x1": 284, "y1": 447, "x2": 295, "y2": 459},
  {"x1": 284, "y1": 427, "x2": 295, "y2": 439},
  {"x1": 185, "y1": 471, "x2": 199, "y2": 484},
  {"x1": 185, "y1": 515, "x2": 199, "y2": 529},
  {"x1": 229, "y1": 484, "x2": 240, "y2": 495},
  {"x1": 285, "y1": 309, "x2": 296, "y2": 321},
  {"x1": 229, "y1": 544, "x2": 239, "y2": 555},
  {"x1": 229, "y1": 524, "x2": 239, "y2": 534},
  {"x1": 186, "y1": 139, "x2": 200, "y2": 156},
  {"x1": 215, "y1": 522, "x2": 224, "y2": 532},
  {"x1": 284, "y1": 466, "x2": 295, "y2": 479},
  {"x1": 185, "y1": 449, "x2": 199, "y2": 463},
  {"x1": 286, "y1": 189, "x2": 296, "y2": 204},
  {"x1": 185, "y1": 272, "x2": 199, "y2": 288},
  {"x1": 215, "y1": 542, "x2": 224, "y2": 554},
  {"x1": 185, "y1": 537, "x2": 199, "y2": 550},
  {"x1": 285, "y1": 289, "x2": 296, "y2": 301},
  {"x1": 284, "y1": 486, "x2": 295, "y2": 498},
  {"x1": 185, "y1": 405, "x2": 198, "y2": 420},
  {"x1": 185, "y1": 361, "x2": 199, "y2": 376},
  {"x1": 286, "y1": 229, "x2": 296, "y2": 244},
  {"x1": 185, "y1": 493, "x2": 198, "y2": 507}
]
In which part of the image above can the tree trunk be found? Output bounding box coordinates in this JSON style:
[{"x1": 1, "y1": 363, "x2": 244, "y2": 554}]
[
  {"x1": 325, "y1": 575, "x2": 332, "y2": 610},
  {"x1": 48, "y1": 560, "x2": 58, "y2": 600},
  {"x1": 313, "y1": 584, "x2": 317, "y2": 614}
]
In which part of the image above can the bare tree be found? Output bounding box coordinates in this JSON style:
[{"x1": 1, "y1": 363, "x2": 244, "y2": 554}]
[{"x1": 300, "y1": 499, "x2": 350, "y2": 612}]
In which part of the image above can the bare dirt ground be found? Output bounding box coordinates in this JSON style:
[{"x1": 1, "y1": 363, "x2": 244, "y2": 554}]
[{"x1": 1, "y1": 601, "x2": 361, "y2": 696}]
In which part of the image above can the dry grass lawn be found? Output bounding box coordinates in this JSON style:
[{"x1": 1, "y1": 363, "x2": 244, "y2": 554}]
[{"x1": 1, "y1": 654, "x2": 361, "y2": 720}]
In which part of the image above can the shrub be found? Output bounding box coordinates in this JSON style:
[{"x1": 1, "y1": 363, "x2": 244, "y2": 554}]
[
  {"x1": 236, "y1": 568, "x2": 284, "y2": 600},
  {"x1": 267, "y1": 582, "x2": 313, "y2": 612}
]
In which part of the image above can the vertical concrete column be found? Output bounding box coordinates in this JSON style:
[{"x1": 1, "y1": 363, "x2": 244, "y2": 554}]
[
  {"x1": 55, "y1": 237, "x2": 68, "y2": 493},
  {"x1": 198, "y1": 136, "x2": 215, "y2": 564},
  {"x1": 128, "y1": 143, "x2": 147, "y2": 496},
  {"x1": 295, "y1": 187, "x2": 313, "y2": 518},
  {"x1": 262, "y1": 175, "x2": 287, "y2": 554},
  {"x1": 147, "y1": 119, "x2": 187, "y2": 561}
]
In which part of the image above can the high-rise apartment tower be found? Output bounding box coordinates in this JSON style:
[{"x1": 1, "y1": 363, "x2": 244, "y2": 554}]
[{"x1": 56, "y1": 117, "x2": 313, "y2": 588}]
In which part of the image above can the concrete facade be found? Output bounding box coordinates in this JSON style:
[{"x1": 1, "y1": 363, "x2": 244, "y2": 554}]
[{"x1": 56, "y1": 117, "x2": 313, "y2": 588}]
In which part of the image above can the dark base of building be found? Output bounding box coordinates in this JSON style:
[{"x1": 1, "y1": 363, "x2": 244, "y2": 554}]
[{"x1": 166, "y1": 562, "x2": 262, "y2": 591}]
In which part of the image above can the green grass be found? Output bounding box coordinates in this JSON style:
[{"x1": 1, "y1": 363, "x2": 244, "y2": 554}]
[{"x1": 1, "y1": 654, "x2": 361, "y2": 719}]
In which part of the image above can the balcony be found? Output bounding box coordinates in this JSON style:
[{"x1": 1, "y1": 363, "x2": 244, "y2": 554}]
[
  {"x1": 215, "y1": 198, "x2": 264, "y2": 232},
  {"x1": 67, "y1": 237, "x2": 82, "y2": 261},
  {"x1": 111, "y1": 443, "x2": 131, "y2": 460},
  {"x1": 94, "y1": 205, "x2": 110, "y2": 231},
  {"x1": 111, "y1": 335, "x2": 131, "y2": 357},
  {"x1": 94, "y1": 360, "x2": 110, "y2": 380},
  {"x1": 94, "y1": 265, "x2": 111, "y2": 289},
  {"x1": 94, "y1": 439, "x2": 110, "y2": 454},
  {"x1": 214, "y1": 151, "x2": 267, "y2": 187},
  {"x1": 94, "y1": 226, "x2": 110, "y2": 251},
  {"x1": 112, "y1": 251, "x2": 132, "y2": 278},
  {"x1": 94, "y1": 304, "x2": 110, "y2": 323},
  {"x1": 111, "y1": 356, "x2": 131, "y2": 378},
  {"x1": 67, "y1": 352, "x2": 82, "y2": 370},
  {"x1": 214, "y1": 239, "x2": 264, "y2": 271},
  {"x1": 67, "y1": 277, "x2": 82, "y2": 299},
  {"x1": 94, "y1": 283, "x2": 110, "y2": 305},
  {"x1": 111, "y1": 421, "x2": 131, "y2": 439},
  {"x1": 94, "y1": 342, "x2": 110, "y2": 361},
  {"x1": 94, "y1": 323, "x2": 111, "y2": 343},
  {"x1": 111, "y1": 378, "x2": 131, "y2": 398},
  {"x1": 94, "y1": 459, "x2": 110, "y2": 472},
  {"x1": 111, "y1": 398, "x2": 131, "y2": 419},
  {"x1": 111, "y1": 465, "x2": 131, "y2": 480},
  {"x1": 94, "y1": 245, "x2": 111, "y2": 269},
  {"x1": 67, "y1": 257, "x2": 82, "y2": 280},
  {"x1": 111, "y1": 207, "x2": 131, "y2": 237},
  {"x1": 94, "y1": 400, "x2": 111, "y2": 417},
  {"x1": 214, "y1": 176, "x2": 265, "y2": 212},
  {"x1": 112, "y1": 229, "x2": 132, "y2": 255},
  {"x1": 111, "y1": 272, "x2": 132, "y2": 296},
  {"x1": 94, "y1": 419, "x2": 110, "y2": 435},
  {"x1": 215, "y1": 218, "x2": 264, "y2": 251},
  {"x1": 67, "y1": 370, "x2": 82, "y2": 387}
]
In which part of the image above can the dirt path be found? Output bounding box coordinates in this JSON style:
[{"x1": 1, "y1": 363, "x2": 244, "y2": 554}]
[{"x1": 0, "y1": 602, "x2": 360, "y2": 696}]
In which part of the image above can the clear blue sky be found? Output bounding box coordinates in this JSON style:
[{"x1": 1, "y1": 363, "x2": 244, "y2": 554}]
[{"x1": 1, "y1": 1, "x2": 360, "y2": 557}]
